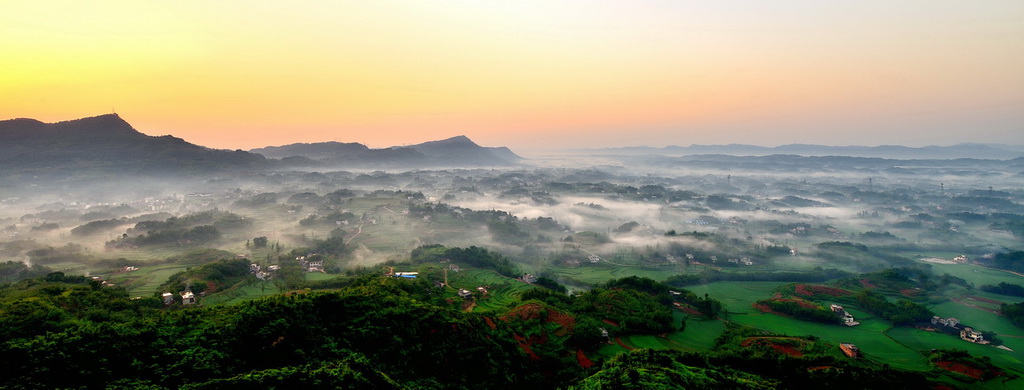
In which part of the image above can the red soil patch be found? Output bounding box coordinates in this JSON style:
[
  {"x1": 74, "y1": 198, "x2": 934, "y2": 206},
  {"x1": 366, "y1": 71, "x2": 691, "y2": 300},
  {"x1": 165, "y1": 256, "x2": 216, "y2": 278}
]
[
  {"x1": 512, "y1": 333, "x2": 542, "y2": 361},
  {"x1": 205, "y1": 280, "x2": 218, "y2": 293},
  {"x1": 775, "y1": 298, "x2": 821, "y2": 310},
  {"x1": 900, "y1": 288, "x2": 920, "y2": 297},
  {"x1": 859, "y1": 279, "x2": 877, "y2": 289},
  {"x1": 675, "y1": 304, "x2": 703, "y2": 316},
  {"x1": 769, "y1": 344, "x2": 803, "y2": 357},
  {"x1": 483, "y1": 317, "x2": 497, "y2": 330},
  {"x1": 808, "y1": 366, "x2": 833, "y2": 371},
  {"x1": 935, "y1": 361, "x2": 984, "y2": 380},
  {"x1": 794, "y1": 284, "x2": 814, "y2": 297},
  {"x1": 795, "y1": 284, "x2": 852, "y2": 297},
  {"x1": 501, "y1": 303, "x2": 544, "y2": 321},
  {"x1": 615, "y1": 336, "x2": 634, "y2": 350},
  {"x1": 741, "y1": 337, "x2": 805, "y2": 358},
  {"x1": 968, "y1": 295, "x2": 1003, "y2": 305},
  {"x1": 500, "y1": 303, "x2": 577, "y2": 335},
  {"x1": 546, "y1": 309, "x2": 577, "y2": 336},
  {"x1": 753, "y1": 303, "x2": 773, "y2": 313},
  {"x1": 576, "y1": 349, "x2": 594, "y2": 369},
  {"x1": 602, "y1": 319, "x2": 620, "y2": 327}
]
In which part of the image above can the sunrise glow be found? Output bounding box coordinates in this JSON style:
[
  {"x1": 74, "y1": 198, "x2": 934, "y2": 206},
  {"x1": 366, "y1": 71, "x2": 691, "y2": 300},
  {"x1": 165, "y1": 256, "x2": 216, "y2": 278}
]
[{"x1": 3, "y1": 1, "x2": 1022, "y2": 151}]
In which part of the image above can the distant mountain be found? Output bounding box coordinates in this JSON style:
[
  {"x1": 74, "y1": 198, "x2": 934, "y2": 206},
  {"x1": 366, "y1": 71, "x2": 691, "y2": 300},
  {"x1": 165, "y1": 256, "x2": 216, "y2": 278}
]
[
  {"x1": 252, "y1": 135, "x2": 521, "y2": 168},
  {"x1": 589, "y1": 143, "x2": 1024, "y2": 160},
  {"x1": 405, "y1": 135, "x2": 523, "y2": 165},
  {"x1": 251, "y1": 141, "x2": 370, "y2": 160},
  {"x1": 0, "y1": 114, "x2": 267, "y2": 175},
  {"x1": 628, "y1": 153, "x2": 1022, "y2": 181}
]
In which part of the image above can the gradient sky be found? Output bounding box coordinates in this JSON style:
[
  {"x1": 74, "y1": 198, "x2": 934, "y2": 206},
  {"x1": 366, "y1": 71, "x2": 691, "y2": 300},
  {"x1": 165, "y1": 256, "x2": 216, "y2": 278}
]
[{"x1": 3, "y1": 1, "x2": 1023, "y2": 152}]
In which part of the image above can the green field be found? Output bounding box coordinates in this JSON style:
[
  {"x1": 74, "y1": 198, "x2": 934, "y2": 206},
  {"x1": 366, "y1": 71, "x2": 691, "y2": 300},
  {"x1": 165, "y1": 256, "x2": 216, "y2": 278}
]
[
  {"x1": 545, "y1": 262, "x2": 679, "y2": 286},
  {"x1": 447, "y1": 268, "x2": 537, "y2": 312},
  {"x1": 929, "y1": 301, "x2": 1024, "y2": 348},
  {"x1": 925, "y1": 262, "x2": 1024, "y2": 288},
  {"x1": 663, "y1": 313, "x2": 726, "y2": 352},
  {"x1": 669, "y1": 281, "x2": 939, "y2": 371},
  {"x1": 109, "y1": 264, "x2": 191, "y2": 297},
  {"x1": 304, "y1": 272, "x2": 337, "y2": 281},
  {"x1": 684, "y1": 281, "x2": 789, "y2": 314},
  {"x1": 201, "y1": 281, "x2": 285, "y2": 306}
]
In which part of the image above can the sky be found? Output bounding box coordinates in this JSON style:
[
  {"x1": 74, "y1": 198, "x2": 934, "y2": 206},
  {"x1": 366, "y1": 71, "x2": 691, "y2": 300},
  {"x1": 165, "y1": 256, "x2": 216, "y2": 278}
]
[{"x1": 2, "y1": 1, "x2": 1023, "y2": 152}]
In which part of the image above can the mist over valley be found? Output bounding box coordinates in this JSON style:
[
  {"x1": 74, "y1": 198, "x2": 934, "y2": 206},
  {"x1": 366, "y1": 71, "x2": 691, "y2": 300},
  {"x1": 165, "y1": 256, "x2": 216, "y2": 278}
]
[{"x1": 2, "y1": 114, "x2": 1024, "y2": 389}]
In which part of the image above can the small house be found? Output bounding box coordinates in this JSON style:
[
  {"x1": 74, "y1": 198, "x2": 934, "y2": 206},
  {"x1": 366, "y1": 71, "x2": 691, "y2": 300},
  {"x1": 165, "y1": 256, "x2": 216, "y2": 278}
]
[
  {"x1": 931, "y1": 316, "x2": 959, "y2": 328},
  {"x1": 161, "y1": 292, "x2": 174, "y2": 305},
  {"x1": 181, "y1": 291, "x2": 196, "y2": 305},
  {"x1": 307, "y1": 259, "x2": 324, "y2": 272},
  {"x1": 831, "y1": 304, "x2": 859, "y2": 326},
  {"x1": 840, "y1": 343, "x2": 859, "y2": 358},
  {"x1": 960, "y1": 327, "x2": 987, "y2": 344}
]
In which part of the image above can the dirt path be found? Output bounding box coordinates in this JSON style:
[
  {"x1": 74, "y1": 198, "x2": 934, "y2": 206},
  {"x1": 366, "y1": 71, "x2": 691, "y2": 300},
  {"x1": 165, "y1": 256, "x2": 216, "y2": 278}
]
[
  {"x1": 615, "y1": 337, "x2": 635, "y2": 350},
  {"x1": 345, "y1": 222, "x2": 364, "y2": 245},
  {"x1": 950, "y1": 297, "x2": 1002, "y2": 316},
  {"x1": 974, "y1": 264, "x2": 1024, "y2": 278}
]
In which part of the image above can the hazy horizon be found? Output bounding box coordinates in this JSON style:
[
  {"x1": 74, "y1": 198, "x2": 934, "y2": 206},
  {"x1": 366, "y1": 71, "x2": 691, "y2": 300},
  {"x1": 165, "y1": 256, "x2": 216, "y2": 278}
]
[{"x1": 3, "y1": 1, "x2": 1023, "y2": 151}]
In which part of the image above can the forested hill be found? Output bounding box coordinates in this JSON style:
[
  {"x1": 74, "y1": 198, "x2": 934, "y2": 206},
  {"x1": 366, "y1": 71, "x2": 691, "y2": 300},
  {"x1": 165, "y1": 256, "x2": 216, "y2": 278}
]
[
  {"x1": 0, "y1": 114, "x2": 267, "y2": 175},
  {"x1": 0, "y1": 272, "x2": 947, "y2": 389},
  {"x1": 251, "y1": 135, "x2": 522, "y2": 168}
]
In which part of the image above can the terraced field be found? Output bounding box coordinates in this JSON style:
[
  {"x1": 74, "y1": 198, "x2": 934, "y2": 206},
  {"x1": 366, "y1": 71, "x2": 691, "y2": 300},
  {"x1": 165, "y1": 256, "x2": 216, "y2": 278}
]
[
  {"x1": 545, "y1": 262, "x2": 679, "y2": 286},
  {"x1": 448, "y1": 269, "x2": 537, "y2": 312},
  {"x1": 664, "y1": 315, "x2": 726, "y2": 352},
  {"x1": 110, "y1": 264, "x2": 191, "y2": 297},
  {"x1": 202, "y1": 281, "x2": 285, "y2": 306}
]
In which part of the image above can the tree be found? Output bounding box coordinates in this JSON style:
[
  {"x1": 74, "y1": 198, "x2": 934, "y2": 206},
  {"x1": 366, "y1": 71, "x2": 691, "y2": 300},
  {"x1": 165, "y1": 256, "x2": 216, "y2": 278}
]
[{"x1": 252, "y1": 236, "x2": 269, "y2": 248}]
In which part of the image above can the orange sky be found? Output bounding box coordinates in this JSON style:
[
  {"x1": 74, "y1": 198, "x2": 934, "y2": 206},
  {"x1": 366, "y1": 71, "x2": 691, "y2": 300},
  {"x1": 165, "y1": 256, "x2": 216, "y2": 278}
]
[{"x1": 2, "y1": 1, "x2": 1023, "y2": 152}]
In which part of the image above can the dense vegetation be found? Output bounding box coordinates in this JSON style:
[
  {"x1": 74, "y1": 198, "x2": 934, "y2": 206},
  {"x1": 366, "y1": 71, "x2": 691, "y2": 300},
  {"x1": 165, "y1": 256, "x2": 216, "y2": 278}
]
[
  {"x1": 0, "y1": 261, "x2": 52, "y2": 284},
  {"x1": 0, "y1": 271, "x2": 969, "y2": 389},
  {"x1": 665, "y1": 267, "x2": 851, "y2": 287},
  {"x1": 854, "y1": 290, "x2": 933, "y2": 325},
  {"x1": 755, "y1": 299, "x2": 839, "y2": 324},
  {"x1": 411, "y1": 244, "x2": 519, "y2": 277},
  {"x1": 983, "y1": 251, "x2": 1024, "y2": 273},
  {"x1": 104, "y1": 211, "x2": 251, "y2": 248},
  {"x1": 1003, "y1": 302, "x2": 1024, "y2": 329},
  {"x1": 980, "y1": 282, "x2": 1024, "y2": 297},
  {"x1": 0, "y1": 275, "x2": 540, "y2": 389}
]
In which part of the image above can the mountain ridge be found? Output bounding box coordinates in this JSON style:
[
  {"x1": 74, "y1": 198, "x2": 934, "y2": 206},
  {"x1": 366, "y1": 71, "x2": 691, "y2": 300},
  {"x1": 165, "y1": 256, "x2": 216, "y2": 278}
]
[
  {"x1": 0, "y1": 114, "x2": 267, "y2": 176},
  {"x1": 251, "y1": 135, "x2": 522, "y2": 168},
  {"x1": 0, "y1": 115, "x2": 525, "y2": 174},
  {"x1": 582, "y1": 142, "x2": 1024, "y2": 160}
]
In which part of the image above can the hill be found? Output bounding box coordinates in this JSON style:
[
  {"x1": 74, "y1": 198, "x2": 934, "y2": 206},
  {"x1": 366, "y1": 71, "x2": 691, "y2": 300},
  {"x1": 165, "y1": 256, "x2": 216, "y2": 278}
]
[
  {"x1": 0, "y1": 272, "x2": 962, "y2": 389},
  {"x1": 251, "y1": 135, "x2": 521, "y2": 168},
  {"x1": 588, "y1": 143, "x2": 1024, "y2": 159},
  {"x1": 0, "y1": 114, "x2": 267, "y2": 175}
]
